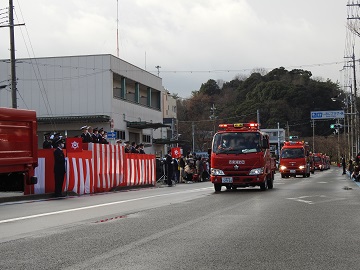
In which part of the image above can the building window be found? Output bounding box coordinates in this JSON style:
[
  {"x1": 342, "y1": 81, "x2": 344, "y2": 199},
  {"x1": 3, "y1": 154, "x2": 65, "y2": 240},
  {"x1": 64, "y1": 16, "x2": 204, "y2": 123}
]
[
  {"x1": 113, "y1": 87, "x2": 121, "y2": 99},
  {"x1": 116, "y1": 130, "x2": 126, "y2": 140},
  {"x1": 142, "y1": 134, "x2": 151, "y2": 143}
]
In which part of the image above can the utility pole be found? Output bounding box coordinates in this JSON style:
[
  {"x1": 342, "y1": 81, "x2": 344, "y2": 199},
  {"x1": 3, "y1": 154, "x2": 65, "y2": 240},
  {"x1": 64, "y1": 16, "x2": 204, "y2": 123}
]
[
  {"x1": 9, "y1": 0, "x2": 17, "y2": 108},
  {"x1": 277, "y1": 122, "x2": 281, "y2": 157},
  {"x1": 192, "y1": 122, "x2": 195, "y2": 153},
  {"x1": 210, "y1": 104, "x2": 217, "y2": 135},
  {"x1": 312, "y1": 119, "x2": 315, "y2": 152},
  {"x1": 0, "y1": 1, "x2": 25, "y2": 108}
]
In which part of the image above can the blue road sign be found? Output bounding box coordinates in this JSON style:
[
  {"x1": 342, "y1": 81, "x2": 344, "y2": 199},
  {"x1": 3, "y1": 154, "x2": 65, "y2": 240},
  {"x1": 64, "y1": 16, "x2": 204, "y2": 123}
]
[
  {"x1": 106, "y1": 131, "x2": 116, "y2": 139},
  {"x1": 310, "y1": 110, "x2": 344, "y2": 119}
]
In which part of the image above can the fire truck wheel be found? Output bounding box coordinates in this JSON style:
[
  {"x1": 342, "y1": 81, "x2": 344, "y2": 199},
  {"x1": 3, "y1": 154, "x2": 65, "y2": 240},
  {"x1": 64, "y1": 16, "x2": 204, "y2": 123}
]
[
  {"x1": 260, "y1": 179, "x2": 268, "y2": 190},
  {"x1": 268, "y1": 178, "x2": 273, "y2": 189},
  {"x1": 214, "y1": 184, "x2": 221, "y2": 192},
  {"x1": 281, "y1": 174, "x2": 285, "y2": 178}
]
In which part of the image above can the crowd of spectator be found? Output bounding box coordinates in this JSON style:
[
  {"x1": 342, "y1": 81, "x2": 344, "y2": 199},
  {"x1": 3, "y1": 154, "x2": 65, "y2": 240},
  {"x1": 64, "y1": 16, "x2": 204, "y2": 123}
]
[{"x1": 157, "y1": 152, "x2": 210, "y2": 184}]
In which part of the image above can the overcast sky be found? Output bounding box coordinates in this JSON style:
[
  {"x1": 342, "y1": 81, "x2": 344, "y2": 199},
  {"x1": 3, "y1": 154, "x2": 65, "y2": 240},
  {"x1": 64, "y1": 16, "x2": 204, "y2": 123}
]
[{"x1": 0, "y1": 0, "x2": 350, "y2": 98}]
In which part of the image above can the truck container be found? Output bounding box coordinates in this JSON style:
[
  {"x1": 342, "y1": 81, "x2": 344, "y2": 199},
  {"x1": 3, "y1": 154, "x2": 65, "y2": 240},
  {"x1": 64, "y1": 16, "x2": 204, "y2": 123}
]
[{"x1": 0, "y1": 107, "x2": 38, "y2": 191}]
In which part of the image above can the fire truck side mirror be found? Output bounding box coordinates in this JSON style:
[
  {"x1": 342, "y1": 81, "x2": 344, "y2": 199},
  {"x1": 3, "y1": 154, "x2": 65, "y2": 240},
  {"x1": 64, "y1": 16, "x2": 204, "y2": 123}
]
[{"x1": 262, "y1": 138, "x2": 269, "y2": 149}]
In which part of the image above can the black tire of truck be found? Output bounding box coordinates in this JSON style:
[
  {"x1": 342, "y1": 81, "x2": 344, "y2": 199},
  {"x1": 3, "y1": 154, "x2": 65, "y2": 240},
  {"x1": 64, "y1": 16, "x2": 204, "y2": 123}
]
[{"x1": 214, "y1": 184, "x2": 221, "y2": 192}]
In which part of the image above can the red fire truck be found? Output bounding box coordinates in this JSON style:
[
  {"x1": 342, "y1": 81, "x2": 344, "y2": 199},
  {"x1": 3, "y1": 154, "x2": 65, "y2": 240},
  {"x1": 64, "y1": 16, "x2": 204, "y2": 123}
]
[
  {"x1": 0, "y1": 107, "x2": 38, "y2": 191},
  {"x1": 210, "y1": 123, "x2": 275, "y2": 192},
  {"x1": 313, "y1": 153, "x2": 325, "y2": 171},
  {"x1": 279, "y1": 141, "x2": 311, "y2": 178}
]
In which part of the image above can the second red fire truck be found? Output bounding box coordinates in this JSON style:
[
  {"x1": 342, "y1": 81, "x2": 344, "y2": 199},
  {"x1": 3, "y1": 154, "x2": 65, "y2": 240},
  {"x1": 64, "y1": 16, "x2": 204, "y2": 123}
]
[{"x1": 279, "y1": 141, "x2": 311, "y2": 178}]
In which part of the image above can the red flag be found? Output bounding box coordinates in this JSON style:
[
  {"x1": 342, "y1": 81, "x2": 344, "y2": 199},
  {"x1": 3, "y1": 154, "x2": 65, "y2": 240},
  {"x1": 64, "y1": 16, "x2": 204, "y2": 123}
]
[
  {"x1": 66, "y1": 137, "x2": 83, "y2": 152},
  {"x1": 171, "y1": 147, "x2": 181, "y2": 158}
]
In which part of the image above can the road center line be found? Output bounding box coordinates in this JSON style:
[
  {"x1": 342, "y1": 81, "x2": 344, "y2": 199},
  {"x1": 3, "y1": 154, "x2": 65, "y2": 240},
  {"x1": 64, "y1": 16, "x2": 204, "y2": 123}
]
[{"x1": 0, "y1": 187, "x2": 213, "y2": 224}]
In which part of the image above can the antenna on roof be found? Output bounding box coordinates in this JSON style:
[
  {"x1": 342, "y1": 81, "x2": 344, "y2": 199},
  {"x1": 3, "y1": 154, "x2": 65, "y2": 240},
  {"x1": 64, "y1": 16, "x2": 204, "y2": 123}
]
[{"x1": 116, "y1": 0, "x2": 119, "y2": 57}]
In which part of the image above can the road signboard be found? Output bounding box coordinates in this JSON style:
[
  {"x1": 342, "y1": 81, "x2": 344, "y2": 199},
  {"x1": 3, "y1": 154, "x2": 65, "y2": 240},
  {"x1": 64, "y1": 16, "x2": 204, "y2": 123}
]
[
  {"x1": 106, "y1": 131, "x2": 117, "y2": 139},
  {"x1": 310, "y1": 110, "x2": 344, "y2": 119}
]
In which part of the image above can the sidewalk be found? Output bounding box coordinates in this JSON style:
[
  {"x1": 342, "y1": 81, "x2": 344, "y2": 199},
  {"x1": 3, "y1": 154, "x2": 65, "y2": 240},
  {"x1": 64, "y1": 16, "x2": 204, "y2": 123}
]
[
  {"x1": 0, "y1": 184, "x2": 154, "y2": 204},
  {"x1": 0, "y1": 191, "x2": 54, "y2": 204}
]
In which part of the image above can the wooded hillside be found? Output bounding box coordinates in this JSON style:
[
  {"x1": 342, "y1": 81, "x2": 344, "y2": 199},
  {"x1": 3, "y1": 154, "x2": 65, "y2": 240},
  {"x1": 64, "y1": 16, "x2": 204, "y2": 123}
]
[{"x1": 177, "y1": 67, "x2": 353, "y2": 156}]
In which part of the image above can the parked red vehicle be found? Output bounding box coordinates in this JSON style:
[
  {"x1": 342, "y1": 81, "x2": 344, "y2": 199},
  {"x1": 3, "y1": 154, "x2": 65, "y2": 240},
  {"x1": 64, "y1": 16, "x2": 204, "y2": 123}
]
[
  {"x1": 0, "y1": 107, "x2": 38, "y2": 191},
  {"x1": 210, "y1": 123, "x2": 275, "y2": 191},
  {"x1": 279, "y1": 141, "x2": 311, "y2": 178}
]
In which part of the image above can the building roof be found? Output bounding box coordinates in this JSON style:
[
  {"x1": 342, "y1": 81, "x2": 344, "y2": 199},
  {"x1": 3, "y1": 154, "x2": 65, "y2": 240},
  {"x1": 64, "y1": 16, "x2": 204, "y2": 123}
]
[
  {"x1": 126, "y1": 121, "x2": 170, "y2": 130},
  {"x1": 37, "y1": 115, "x2": 111, "y2": 124}
]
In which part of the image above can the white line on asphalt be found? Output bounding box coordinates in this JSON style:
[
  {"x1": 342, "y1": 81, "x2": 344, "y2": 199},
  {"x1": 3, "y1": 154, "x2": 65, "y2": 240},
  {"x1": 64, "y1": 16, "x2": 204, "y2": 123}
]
[{"x1": 0, "y1": 187, "x2": 213, "y2": 224}]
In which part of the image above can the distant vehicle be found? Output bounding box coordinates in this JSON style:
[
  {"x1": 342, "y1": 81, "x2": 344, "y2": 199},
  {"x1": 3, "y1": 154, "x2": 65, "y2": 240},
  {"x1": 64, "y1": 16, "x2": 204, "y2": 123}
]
[
  {"x1": 313, "y1": 153, "x2": 325, "y2": 171},
  {"x1": 279, "y1": 141, "x2": 311, "y2": 178},
  {"x1": 0, "y1": 107, "x2": 38, "y2": 191},
  {"x1": 210, "y1": 122, "x2": 275, "y2": 192}
]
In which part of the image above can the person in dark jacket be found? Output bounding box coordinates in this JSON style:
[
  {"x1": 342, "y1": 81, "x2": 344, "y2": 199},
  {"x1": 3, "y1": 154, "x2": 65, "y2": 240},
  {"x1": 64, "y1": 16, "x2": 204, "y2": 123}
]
[
  {"x1": 53, "y1": 138, "x2": 66, "y2": 197},
  {"x1": 43, "y1": 132, "x2": 52, "y2": 149},
  {"x1": 166, "y1": 149, "x2": 174, "y2": 186}
]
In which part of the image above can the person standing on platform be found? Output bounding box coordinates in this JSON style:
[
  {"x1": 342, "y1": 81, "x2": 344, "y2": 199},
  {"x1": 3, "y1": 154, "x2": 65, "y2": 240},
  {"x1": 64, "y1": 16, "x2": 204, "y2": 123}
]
[
  {"x1": 43, "y1": 132, "x2": 52, "y2": 149},
  {"x1": 53, "y1": 138, "x2": 66, "y2": 197}
]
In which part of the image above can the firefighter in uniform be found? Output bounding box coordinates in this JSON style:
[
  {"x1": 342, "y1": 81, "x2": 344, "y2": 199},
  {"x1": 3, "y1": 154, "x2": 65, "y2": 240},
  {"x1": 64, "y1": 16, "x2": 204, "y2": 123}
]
[{"x1": 53, "y1": 138, "x2": 66, "y2": 197}]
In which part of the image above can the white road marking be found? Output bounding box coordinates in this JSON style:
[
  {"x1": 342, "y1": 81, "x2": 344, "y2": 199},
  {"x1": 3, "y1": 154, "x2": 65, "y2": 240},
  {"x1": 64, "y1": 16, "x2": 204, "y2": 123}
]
[{"x1": 0, "y1": 187, "x2": 213, "y2": 224}]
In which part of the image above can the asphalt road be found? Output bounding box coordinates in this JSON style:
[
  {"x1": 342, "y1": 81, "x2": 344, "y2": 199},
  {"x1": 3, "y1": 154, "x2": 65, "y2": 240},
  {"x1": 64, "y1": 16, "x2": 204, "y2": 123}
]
[{"x1": 1, "y1": 167, "x2": 360, "y2": 270}]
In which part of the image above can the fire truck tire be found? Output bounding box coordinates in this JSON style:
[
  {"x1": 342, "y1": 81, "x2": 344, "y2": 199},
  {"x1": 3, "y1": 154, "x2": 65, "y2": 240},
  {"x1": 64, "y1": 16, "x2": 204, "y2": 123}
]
[
  {"x1": 281, "y1": 173, "x2": 285, "y2": 178},
  {"x1": 268, "y1": 178, "x2": 274, "y2": 189},
  {"x1": 260, "y1": 179, "x2": 268, "y2": 190},
  {"x1": 214, "y1": 184, "x2": 222, "y2": 192}
]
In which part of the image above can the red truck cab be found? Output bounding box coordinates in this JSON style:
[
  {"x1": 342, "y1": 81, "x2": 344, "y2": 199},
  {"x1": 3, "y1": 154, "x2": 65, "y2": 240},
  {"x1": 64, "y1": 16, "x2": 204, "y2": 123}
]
[
  {"x1": 0, "y1": 107, "x2": 38, "y2": 191},
  {"x1": 210, "y1": 123, "x2": 275, "y2": 192},
  {"x1": 279, "y1": 141, "x2": 310, "y2": 178}
]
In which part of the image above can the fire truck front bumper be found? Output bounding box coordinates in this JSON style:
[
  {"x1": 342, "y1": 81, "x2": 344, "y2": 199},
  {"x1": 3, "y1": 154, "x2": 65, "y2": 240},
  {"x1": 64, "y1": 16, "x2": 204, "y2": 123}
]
[{"x1": 211, "y1": 174, "x2": 266, "y2": 187}]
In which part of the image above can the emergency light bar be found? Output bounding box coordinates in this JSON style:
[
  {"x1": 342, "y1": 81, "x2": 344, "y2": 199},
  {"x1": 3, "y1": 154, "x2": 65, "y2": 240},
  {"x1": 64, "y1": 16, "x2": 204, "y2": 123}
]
[
  {"x1": 283, "y1": 141, "x2": 305, "y2": 146},
  {"x1": 218, "y1": 123, "x2": 259, "y2": 130}
]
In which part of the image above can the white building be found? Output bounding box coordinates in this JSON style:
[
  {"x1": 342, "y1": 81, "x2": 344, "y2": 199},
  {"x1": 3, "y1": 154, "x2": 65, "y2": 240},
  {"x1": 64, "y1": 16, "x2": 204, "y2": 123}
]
[{"x1": 0, "y1": 54, "x2": 176, "y2": 156}]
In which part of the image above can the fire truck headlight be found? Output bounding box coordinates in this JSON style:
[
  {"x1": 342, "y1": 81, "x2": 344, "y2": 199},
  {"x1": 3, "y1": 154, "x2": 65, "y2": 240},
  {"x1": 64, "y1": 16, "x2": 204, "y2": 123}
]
[
  {"x1": 299, "y1": 165, "x2": 305, "y2": 170},
  {"x1": 211, "y1": 168, "x2": 225, "y2": 176},
  {"x1": 249, "y1": 168, "x2": 264, "y2": 175},
  {"x1": 280, "y1": 165, "x2": 287, "y2": 171}
]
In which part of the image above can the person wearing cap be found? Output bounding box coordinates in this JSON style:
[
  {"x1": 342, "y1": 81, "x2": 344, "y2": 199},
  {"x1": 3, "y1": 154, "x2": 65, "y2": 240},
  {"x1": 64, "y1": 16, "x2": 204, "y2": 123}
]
[
  {"x1": 51, "y1": 132, "x2": 61, "y2": 148},
  {"x1": 81, "y1": 126, "x2": 92, "y2": 143},
  {"x1": 43, "y1": 132, "x2": 52, "y2": 149},
  {"x1": 53, "y1": 137, "x2": 66, "y2": 197}
]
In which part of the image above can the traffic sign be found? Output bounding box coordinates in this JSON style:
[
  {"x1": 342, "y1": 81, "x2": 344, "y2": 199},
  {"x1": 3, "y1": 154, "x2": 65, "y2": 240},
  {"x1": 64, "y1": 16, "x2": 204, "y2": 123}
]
[
  {"x1": 311, "y1": 110, "x2": 344, "y2": 119},
  {"x1": 106, "y1": 131, "x2": 117, "y2": 139}
]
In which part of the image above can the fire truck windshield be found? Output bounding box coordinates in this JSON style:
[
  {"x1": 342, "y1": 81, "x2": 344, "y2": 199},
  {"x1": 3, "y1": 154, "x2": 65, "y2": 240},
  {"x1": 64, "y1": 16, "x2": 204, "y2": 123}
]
[
  {"x1": 281, "y1": 148, "x2": 305, "y2": 159},
  {"x1": 213, "y1": 132, "x2": 261, "y2": 154}
]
